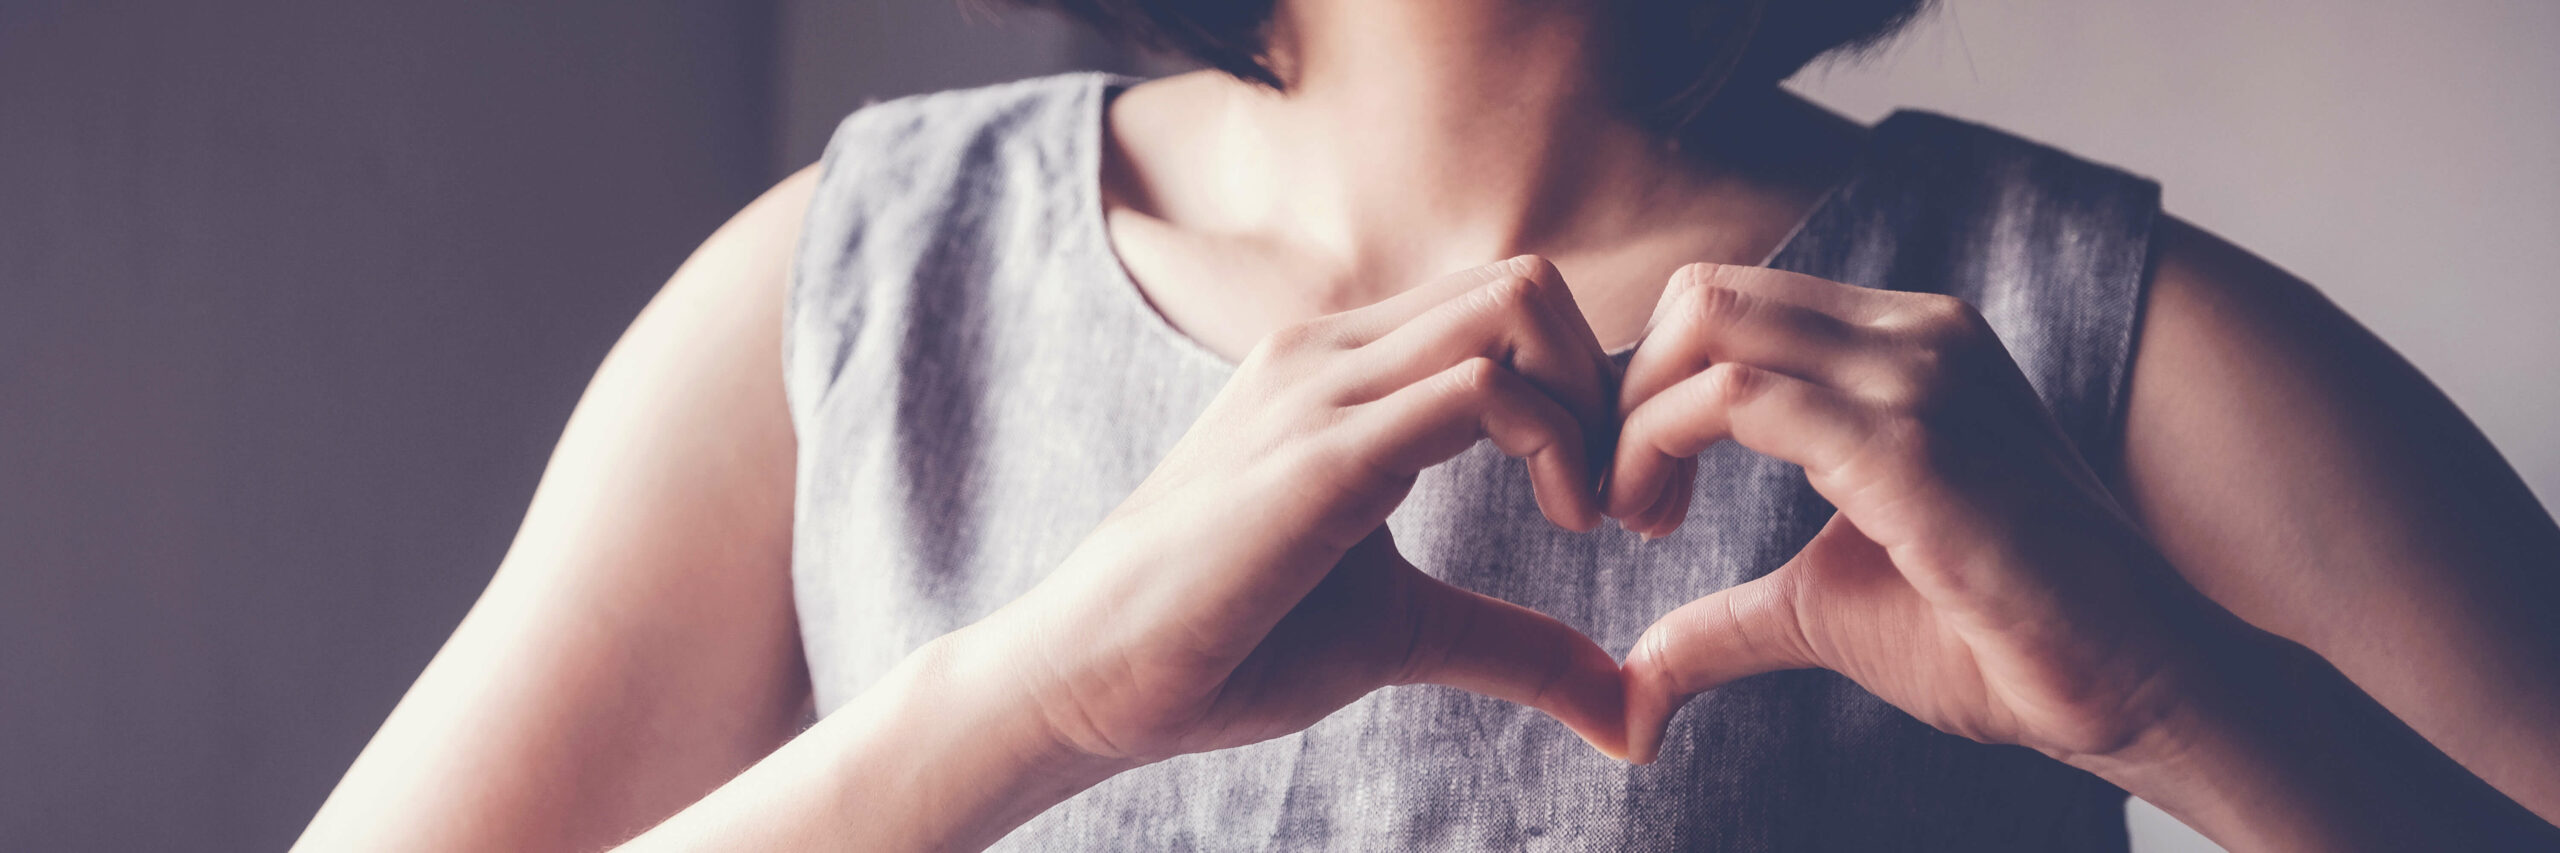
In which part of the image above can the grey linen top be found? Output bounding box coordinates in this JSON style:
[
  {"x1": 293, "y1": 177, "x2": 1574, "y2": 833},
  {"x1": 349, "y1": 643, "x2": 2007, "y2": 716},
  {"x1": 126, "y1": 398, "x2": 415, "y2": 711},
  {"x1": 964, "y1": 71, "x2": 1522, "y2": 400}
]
[{"x1": 785, "y1": 73, "x2": 2160, "y2": 851}]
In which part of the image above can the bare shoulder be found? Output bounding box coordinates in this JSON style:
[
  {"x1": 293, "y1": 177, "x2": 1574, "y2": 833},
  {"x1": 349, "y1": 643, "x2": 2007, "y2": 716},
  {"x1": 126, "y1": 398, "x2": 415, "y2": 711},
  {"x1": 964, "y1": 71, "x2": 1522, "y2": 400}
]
[
  {"x1": 571, "y1": 160, "x2": 822, "y2": 537},
  {"x1": 296, "y1": 163, "x2": 830, "y2": 851},
  {"x1": 679, "y1": 162, "x2": 822, "y2": 303},
  {"x1": 2134, "y1": 214, "x2": 2409, "y2": 408},
  {"x1": 2123, "y1": 215, "x2": 2539, "y2": 528},
  {"x1": 2123, "y1": 213, "x2": 2552, "y2": 612},
  {"x1": 2120, "y1": 214, "x2": 2560, "y2": 816}
]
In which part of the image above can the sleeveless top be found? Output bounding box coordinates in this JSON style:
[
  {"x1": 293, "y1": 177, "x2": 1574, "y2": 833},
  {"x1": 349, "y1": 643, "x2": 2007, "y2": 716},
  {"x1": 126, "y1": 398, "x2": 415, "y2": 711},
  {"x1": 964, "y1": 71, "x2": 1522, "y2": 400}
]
[{"x1": 785, "y1": 73, "x2": 2160, "y2": 851}]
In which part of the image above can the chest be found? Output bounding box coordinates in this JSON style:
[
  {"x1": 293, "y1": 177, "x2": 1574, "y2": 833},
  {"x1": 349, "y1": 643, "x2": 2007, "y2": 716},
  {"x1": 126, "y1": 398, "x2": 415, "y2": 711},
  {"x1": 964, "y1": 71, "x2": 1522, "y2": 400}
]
[
  {"x1": 1098, "y1": 208, "x2": 1807, "y2": 363},
  {"x1": 793, "y1": 295, "x2": 1836, "y2": 708}
]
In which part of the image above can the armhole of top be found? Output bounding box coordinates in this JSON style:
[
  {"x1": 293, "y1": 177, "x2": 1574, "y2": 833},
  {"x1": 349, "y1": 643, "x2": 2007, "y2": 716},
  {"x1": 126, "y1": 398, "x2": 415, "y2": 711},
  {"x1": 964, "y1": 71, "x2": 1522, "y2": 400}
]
[
  {"x1": 2098, "y1": 187, "x2": 2168, "y2": 490},
  {"x1": 1863, "y1": 111, "x2": 2165, "y2": 472},
  {"x1": 779, "y1": 106, "x2": 887, "y2": 441}
]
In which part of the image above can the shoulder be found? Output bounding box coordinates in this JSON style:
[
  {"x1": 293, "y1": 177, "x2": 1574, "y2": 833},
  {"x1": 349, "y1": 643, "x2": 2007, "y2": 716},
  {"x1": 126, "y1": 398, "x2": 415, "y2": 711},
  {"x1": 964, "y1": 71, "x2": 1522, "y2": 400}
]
[
  {"x1": 1799, "y1": 109, "x2": 2163, "y2": 453},
  {"x1": 1849, "y1": 111, "x2": 2163, "y2": 283},
  {"x1": 784, "y1": 73, "x2": 1124, "y2": 419},
  {"x1": 796, "y1": 72, "x2": 1114, "y2": 269},
  {"x1": 1854, "y1": 112, "x2": 2164, "y2": 299},
  {"x1": 1812, "y1": 109, "x2": 2162, "y2": 313},
  {"x1": 2122, "y1": 214, "x2": 2437, "y2": 475},
  {"x1": 2127, "y1": 214, "x2": 2402, "y2": 447},
  {"x1": 2117, "y1": 220, "x2": 2560, "y2": 806},
  {"x1": 808, "y1": 72, "x2": 1114, "y2": 207},
  {"x1": 794, "y1": 70, "x2": 1117, "y2": 277},
  {"x1": 2138, "y1": 215, "x2": 2337, "y2": 366},
  {"x1": 828, "y1": 71, "x2": 1108, "y2": 136},
  {"x1": 695, "y1": 163, "x2": 822, "y2": 289},
  {"x1": 1859, "y1": 111, "x2": 2160, "y2": 211},
  {"x1": 641, "y1": 163, "x2": 818, "y2": 360},
  {"x1": 2118, "y1": 211, "x2": 2546, "y2": 572}
]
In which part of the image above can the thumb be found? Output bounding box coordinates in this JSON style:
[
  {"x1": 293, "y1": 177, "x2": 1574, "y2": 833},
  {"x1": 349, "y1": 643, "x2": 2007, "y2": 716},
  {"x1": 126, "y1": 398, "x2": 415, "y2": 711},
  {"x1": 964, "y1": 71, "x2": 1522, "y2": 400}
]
[
  {"x1": 1390, "y1": 561, "x2": 1631, "y2": 760},
  {"x1": 1621, "y1": 567, "x2": 1818, "y2": 764}
]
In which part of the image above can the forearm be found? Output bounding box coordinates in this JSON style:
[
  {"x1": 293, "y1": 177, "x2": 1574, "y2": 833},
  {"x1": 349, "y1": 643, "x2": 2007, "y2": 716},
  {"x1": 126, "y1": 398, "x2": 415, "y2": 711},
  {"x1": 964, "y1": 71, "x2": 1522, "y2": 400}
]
[
  {"x1": 2073, "y1": 623, "x2": 2559, "y2": 851},
  {"x1": 618, "y1": 627, "x2": 1129, "y2": 852}
]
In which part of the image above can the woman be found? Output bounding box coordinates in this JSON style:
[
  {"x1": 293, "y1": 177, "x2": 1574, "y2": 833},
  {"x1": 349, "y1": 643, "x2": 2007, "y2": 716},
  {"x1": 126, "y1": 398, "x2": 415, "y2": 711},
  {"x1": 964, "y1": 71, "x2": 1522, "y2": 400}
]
[{"x1": 298, "y1": 0, "x2": 2560, "y2": 849}]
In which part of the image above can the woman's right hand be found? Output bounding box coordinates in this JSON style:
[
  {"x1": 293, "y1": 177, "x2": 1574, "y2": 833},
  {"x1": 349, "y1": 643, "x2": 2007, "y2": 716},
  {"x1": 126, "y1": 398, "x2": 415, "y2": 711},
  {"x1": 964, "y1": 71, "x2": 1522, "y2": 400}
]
[{"x1": 949, "y1": 255, "x2": 1631, "y2": 771}]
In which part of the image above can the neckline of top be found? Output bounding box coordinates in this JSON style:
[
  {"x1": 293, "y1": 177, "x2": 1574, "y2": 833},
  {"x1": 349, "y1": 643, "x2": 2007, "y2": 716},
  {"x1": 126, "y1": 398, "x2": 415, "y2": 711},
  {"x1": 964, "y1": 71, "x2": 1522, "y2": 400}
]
[{"x1": 1067, "y1": 71, "x2": 1905, "y2": 373}]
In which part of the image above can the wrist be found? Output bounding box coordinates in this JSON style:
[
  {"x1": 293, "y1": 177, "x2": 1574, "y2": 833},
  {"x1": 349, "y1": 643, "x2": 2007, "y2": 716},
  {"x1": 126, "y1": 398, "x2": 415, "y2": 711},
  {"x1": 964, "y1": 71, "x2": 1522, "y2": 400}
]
[
  {"x1": 813, "y1": 625, "x2": 1134, "y2": 850},
  {"x1": 2057, "y1": 626, "x2": 2298, "y2": 847},
  {"x1": 2059, "y1": 617, "x2": 2397, "y2": 852},
  {"x1": 2060, "y1": 648, "x2": 2262, "y2": 802},
  {"x1": 904, "y1": 622, "x2": 1139, "y2": 788}
]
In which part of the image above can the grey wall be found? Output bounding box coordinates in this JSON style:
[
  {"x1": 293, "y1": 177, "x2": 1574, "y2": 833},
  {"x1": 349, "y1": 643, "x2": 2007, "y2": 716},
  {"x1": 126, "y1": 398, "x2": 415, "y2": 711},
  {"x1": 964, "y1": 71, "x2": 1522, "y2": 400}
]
[{"x1": 0, "y1": 2, "x2": 775, "y2": 849}]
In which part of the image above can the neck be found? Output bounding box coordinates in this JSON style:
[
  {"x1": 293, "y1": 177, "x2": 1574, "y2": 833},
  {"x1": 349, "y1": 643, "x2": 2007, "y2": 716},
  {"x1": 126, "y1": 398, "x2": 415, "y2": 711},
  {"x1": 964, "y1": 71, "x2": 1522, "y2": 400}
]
[{"x1": 1206, "y1": 0, "x2": 1716, "y2": 286}]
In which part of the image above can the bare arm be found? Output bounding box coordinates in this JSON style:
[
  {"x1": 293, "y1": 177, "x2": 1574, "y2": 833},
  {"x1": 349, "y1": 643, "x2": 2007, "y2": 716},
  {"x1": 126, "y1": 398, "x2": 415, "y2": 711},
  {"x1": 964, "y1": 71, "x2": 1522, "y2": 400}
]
[
  {"x1": 1609, "y1": 259, "x2": 2557, "y2": 851},
  {"x1": 295, "y1": 167, "x2": 818, "y2": 850},
  {"x1": 303, "y1": 248, "x2": 1635, "y2": 851},
  {"x1": 2122, "y1": 216, "x2": 2560, "y2": 820}
]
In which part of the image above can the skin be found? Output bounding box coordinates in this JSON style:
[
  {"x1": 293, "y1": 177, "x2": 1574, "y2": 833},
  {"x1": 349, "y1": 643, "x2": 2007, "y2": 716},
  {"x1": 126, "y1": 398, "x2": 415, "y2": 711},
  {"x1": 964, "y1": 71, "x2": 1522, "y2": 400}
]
[{"x1": 298, "y1": 0, "x2": 2560, "y2": 849}]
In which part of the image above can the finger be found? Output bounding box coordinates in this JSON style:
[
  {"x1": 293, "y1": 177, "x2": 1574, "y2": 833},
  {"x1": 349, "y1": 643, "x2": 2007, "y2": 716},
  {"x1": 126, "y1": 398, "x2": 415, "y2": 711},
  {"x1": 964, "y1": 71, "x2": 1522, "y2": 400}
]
[
  {"x1": 1605, "y1": 362, "x2": 1879, "y2": 525},
  {"x1": 1641, "y1": 262, "x2": 1900, "y2": 336},
  {"x1": 1345, "y1": 357, "x2": 1601, "y2": 531},
  {"x1": 1614, "y1": 361, "x2": 2029, "y2": 623},
  {"x1": 1237, "y1": 257, "x2": 1556, "y2": 359},
  {"x1": 1621, "y1": 568, "x2": 1816, "y2": 764},
  {"x1": 1647, "y1": 455, "x2": 1699, "y2": 540},
  {"x1": 1329, "y1": 254, "x2": 1573, "y2": 345},
  {"x1": 1627, "y1": 454, "x2": 1694, "y2": 541},
  {"x1": 1393, "y1": 562, "x2": 1630, "y2": 760},
  {"x1": 1621, "y1": 263, "x2": 1890, "y2": 415},
  {"x1": 1337, "y1": 257, "x2": 1617, "y2": 464}
]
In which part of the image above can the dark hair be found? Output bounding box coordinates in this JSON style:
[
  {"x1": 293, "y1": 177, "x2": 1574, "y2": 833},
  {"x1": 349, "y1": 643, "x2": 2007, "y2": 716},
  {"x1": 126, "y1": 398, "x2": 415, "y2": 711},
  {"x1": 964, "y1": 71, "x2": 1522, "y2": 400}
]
[{"x1": 1008, "y1": 0, "x2": 1932, "y2": 129}]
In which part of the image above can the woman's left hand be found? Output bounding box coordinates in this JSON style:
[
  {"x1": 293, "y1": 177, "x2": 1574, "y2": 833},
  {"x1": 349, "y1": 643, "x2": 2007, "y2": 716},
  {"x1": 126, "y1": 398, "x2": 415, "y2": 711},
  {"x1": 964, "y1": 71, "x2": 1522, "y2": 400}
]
[{"x1": 1606, "y1": 263, "x2": 2223, "y2": 766}]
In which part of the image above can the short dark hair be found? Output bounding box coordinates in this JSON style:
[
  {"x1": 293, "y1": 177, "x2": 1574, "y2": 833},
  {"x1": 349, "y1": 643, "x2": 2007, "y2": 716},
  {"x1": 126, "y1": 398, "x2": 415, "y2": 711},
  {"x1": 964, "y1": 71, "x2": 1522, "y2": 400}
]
[{"x1": 1006, "y1": 0, "x2": 1933, "y2": 129}]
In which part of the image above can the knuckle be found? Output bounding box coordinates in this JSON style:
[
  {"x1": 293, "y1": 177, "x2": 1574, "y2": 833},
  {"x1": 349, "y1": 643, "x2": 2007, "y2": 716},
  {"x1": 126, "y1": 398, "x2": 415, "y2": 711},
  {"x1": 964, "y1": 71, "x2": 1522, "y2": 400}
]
[
  {"x1": 1670, "y1": 261, "x2": 1732, "y2": 296},
  {"x1": 1825, "y1": 411, "x2": 1924, "y2": 489},
  {"x1": 1723, "y1": 584, "x2": 1786, "y2": 666},
  {"x1": 1675, "y1": 278, "x2": 1755, "y2": 334},
  {"x1": 1443, "y1": 356, "x2": 1507, "y2": 399},
  {"x1": 1631, "y1": 623, "x2": 1684, "y2": 690},
  {"x1": 1503, "y1": 253, "x2": 1564, "y2": 285},
  {"x1": 1475, "y1": 273, "x2": 1548, "y2": 322},
  {"x1": 1902, "y1": 293, "x2": 1988, "y2": 345},
  {"x1": 1697, "y1": 361, "x2": 1768, "y2": 407},
  {"x1": 1263, "y1": 317, "x2": 1341, "y2": 355},
  {"x1": 1857, "y1": 377, "x2": 1916, "y2": 413},
  {"x1": 1238, "y1": 336, "x2": 1284, "y2": 370},
  {"x1": 1290, "y1": 315, "x2": 1351, "y2": 348},
  {"x1": 1616, "y1": 399, "x2": 1667, "y2": 450},
  {"x1": 1388, "y1": 582, "x2": 1448, "y2": 686},
  {"x1": 1911, "y1": 291, "x2": 1969, "y2": 319},
  {"x1": 1869, "y1": 349, "x2": 1948, "y2": 409},
  {"x1": 1524, "y1": 404, "x2": 1582, "y2": 455}
]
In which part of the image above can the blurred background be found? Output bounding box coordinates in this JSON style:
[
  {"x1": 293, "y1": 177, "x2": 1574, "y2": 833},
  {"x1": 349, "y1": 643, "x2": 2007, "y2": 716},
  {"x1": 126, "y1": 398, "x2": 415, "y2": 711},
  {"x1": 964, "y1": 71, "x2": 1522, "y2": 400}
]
[{"x1": 3, "y1": 0, "x2": 2552, "y2": 849}]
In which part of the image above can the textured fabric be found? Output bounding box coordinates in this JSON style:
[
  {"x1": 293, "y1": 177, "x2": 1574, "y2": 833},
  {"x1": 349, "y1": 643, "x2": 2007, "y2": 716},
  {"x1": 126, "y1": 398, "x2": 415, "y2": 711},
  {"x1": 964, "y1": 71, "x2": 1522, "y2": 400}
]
[{"x1": 786, "y1": 73, "x2": 2161, "y2": 851}]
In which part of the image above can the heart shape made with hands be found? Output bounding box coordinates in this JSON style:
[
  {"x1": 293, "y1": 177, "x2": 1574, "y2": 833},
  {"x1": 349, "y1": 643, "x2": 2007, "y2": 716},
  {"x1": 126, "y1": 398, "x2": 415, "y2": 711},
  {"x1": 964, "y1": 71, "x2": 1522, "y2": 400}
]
[
  {"x1": 1285, "y1": 254, "x2": 2184, "y2": 769},
  {"x1": 1053, "y1": 253, "x2": 2181, "y2": 778}
]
